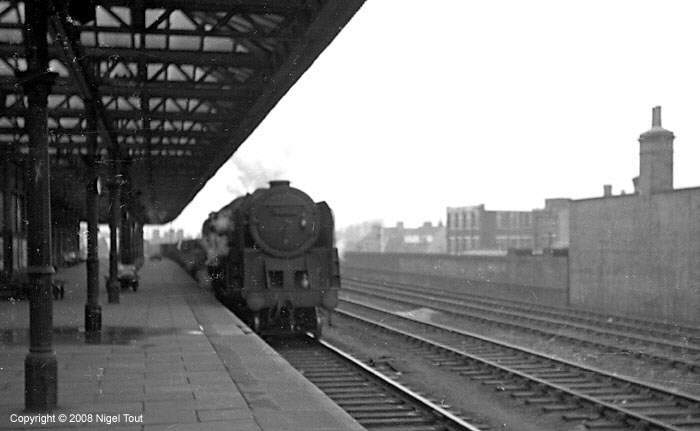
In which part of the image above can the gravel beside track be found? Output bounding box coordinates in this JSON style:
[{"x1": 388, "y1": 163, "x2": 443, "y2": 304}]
[{"x1": 335, "y1": 298, "x2": 700, "y2": 431}]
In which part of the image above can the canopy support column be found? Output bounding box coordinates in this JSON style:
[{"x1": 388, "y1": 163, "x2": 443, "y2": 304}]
[
  {"x1": 2, "y1": 148, "x2": 14, "y2": 278},
  {"x1": 106, "y1": 167, "x2": 122, "y2": 304},
  {"x1": 85, "y1": 107, "x2": 101, "y2": 332},
  {"x1": 20, "y1": 0, "x2": 58, "y2": 411}
]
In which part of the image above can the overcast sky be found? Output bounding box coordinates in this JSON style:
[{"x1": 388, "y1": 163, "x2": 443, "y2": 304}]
[{"x1": 159, "y1": 0, "x2": 700, "y2": 237}]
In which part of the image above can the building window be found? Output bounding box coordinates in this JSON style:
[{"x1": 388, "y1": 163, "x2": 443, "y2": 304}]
[{"x1": 498, "y1": 213, "x2": 510, "y2": 229}]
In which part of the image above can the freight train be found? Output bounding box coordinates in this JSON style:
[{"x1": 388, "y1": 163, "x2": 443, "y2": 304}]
[{"x1": 191, "y1": 180, "x2": 340, "y2": 337}]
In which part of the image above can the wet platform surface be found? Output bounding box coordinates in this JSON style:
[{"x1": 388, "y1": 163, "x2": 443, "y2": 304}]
[{"x1": 0, "y1": 259, "x2": 365, "y2": 431}]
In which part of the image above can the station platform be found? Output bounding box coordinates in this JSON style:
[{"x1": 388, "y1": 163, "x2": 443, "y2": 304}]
[{"x1": 0, "y1": 259, "x2": 365, "y2": 431}]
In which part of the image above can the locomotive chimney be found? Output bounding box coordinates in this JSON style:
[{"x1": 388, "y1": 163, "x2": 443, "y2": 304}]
[
  {"x1": 603, "y1": 184, "x2": 612, "y2": 197},
  {"x1": 269, "y1": 180, "x2": 291, "y2": 188}
]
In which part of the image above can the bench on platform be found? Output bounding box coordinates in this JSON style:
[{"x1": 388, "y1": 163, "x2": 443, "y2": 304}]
[{"x1": 0, "y1": 271, "x2": 65, "y2": 300}]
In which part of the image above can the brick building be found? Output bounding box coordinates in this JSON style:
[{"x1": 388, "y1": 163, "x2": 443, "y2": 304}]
[
  {"x1": 532, "y1": 198, "x2": 571, "y2": 250},
  {"x1": 446, "y1": 200, "x2": 569, "y2": 254},
  {"x1": 569, "y1": 106, "x2": 700, "y2": 323},
  {"x1": 349, "y1": 221, "x2": 446, "y2": 254}
]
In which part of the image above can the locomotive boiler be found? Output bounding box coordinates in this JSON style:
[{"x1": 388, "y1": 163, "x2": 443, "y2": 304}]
[{"x1": 201, "y1": 180, "x2": 339, "y2": 337}]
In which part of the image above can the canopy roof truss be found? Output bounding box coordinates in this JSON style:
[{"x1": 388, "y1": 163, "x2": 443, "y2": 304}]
[{"x1": 0, "y1": 0, "x2": 364, "y2": 223}]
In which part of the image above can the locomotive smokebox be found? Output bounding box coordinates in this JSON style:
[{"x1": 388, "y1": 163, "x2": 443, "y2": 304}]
[{"x1": 249, "y1": 181, "x2": 321, "y2": 258}]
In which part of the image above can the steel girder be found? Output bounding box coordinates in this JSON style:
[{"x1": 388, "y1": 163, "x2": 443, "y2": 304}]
[{"x1": 0, "y1": 0, "x2": 366, "y2": 223}]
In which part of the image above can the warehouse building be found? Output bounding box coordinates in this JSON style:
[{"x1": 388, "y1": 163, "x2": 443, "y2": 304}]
[{"x1": 446, "y1": 199, "x2": 570, "y2": 255}]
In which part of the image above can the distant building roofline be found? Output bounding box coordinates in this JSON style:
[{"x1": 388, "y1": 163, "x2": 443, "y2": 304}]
[
  {"x1": 573, "y1": 184, "x2": 700, "y2": 203},
  {"x1": 447, "y1": 204, "x2": 485, "y2": 211}
]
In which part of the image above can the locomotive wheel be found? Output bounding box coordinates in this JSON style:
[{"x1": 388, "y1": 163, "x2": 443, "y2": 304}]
[{"x1": 297, "y1": 308, "x2": 322, "y2": 338}]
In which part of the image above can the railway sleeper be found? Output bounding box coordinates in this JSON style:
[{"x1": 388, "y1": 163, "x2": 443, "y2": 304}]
[
  {"x1": 335, "y1": 395, "x2": 403, "y2": 404},
  {"x1": 284, "y1": 358, "x2": 344, "y2": 364},
  {"x1": 541, "y1": 404, "x2": 580, "y2": 412},
  {"x1": 343, "y1": 404, "x2": 416, "y2": 413},
  {"x1": 543, "y1": 377, "x2": 590, "y2": 384},
  {"x1": 481, "y1": 379, "x2": 509, "y2": 385},
  {"x1": 322, "y1": 387, "x2": 383, "y2": 396},
  {"x1": 474, "y1": 353, "x2": 520, "y2": 360},
  {"x1": 493, "y1": 360, "x2": 537, "y2": 366},
  {"x1": 582, "y1": 419, "x2": 625, "y2": 429},
  {"x1": 303, "y1": 371, "x2": 359, "y2": 378},
  {"x1": 431, "y1": 360, "x2": 463, "y2": 366},
  {"x1": 424, "y1": 354, "x2": 450, "y2": 361},
  {"x1": 596, "y1": 394, "x2": 651, "y2": 403},
  {"x1": 524, "y1": 397, "x2": 559, "y2": 405},
  {"x1": 670, "y1": 417, "x2": 700, "y2": 427},
  {"x1": 292, "y1": 363, "x2": 349, "y2": 370},
  {"x1": 309, "y1": 374, "x2": 366, "y2": 382},
  {"x1": 495, "y1": 384, "x2": 528, "y2": 391},
  {"x1": 317, "y1": 382, "x2": 374, "y2": 390},
  {"x1": 489, "y1": 354, "x2": 526, "y2": 360},
  {"x1": 562, "y1": 412, "x2": 601, "y2": 421},
  {"x1": 359, "y1": 426, "x2": 445, "y2": 431},
  {"x1": 307, "y1": 367, "x2": 360, "y2": 376},
  {"x1": 528, "y1": 370, "x2": 579, "y2": 377},
  {"x1": 358, "y1": 416, "x2": 436, "y2": 427},
  {"x1": 510, "y1": 364, "x2": 558, "y2": 371},
  {"x1": 576, "y1": 388, "x2": 629, "y2": 396},
  {"x1": 619, "y1": 400, "x2": 682, "y2": 408},
  {"x1": 457, "y1": 343, "x2": 488, "y2": 350},
  {"x1": 458, "y1": 348, "x2": 500, "y2": 355},
  {"x1": 643, "y1": 407, "x2": 700, "y2": 418},
  {"x1": 447, "y1": 365, "x2": 480, "y2": 372},
  {"x1": 352, "y1": 410, "x2": 423, "y2": 420},
  {"x1": 458, "y1": 370, "x2": 495, "y2": 377},
  {"x1": 510, "y1": 391, "x2": 540, "y2": 398},
  {"x1": 468, "y1": 374, "x2": 500, "y2": 381},
  {"x1": 565, "y1": 382, "x2": 614, "y2": 389}
]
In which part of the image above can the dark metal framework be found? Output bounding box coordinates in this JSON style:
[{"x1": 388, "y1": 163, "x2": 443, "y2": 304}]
[{"x1": 0, "y1": 0, "x2": 365, "y2": 223}]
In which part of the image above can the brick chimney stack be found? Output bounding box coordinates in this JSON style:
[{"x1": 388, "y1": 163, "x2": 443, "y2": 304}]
[
  {"x1": 638, "y1": 106, "x2": 674, "y2": 195},
  {"x1": 652, "y1": 106, "x2": 661, "y2": 127}
]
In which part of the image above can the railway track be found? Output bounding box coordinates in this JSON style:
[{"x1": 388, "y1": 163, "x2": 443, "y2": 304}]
[
  {"x1": 342, "y1": 273, "x2": 700, "y2": 344},
  {"x1": 336, "y1": 298, "x2": 700, "y2": 431},
  {"x1": 343, "y1": 275, "x2": 700, "y2": 371},
  {"x1": 271, "y1": 336, "x2": 485, "y2": 431}
]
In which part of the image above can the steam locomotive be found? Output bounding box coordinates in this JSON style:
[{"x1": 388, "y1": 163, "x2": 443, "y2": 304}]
[{"x1": 201, "y1": 180, "x2": 339, "y2": 337}]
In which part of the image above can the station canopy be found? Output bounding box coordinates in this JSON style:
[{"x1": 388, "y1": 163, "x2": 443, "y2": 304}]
[{"x1": 0, "y1": 0, "x2": 364, "y2": 223}]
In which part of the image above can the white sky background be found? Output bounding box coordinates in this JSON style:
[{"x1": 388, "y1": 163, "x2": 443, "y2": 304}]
[{"x1": 159, "y1": 0, "x2": 700, "y2": 237}]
